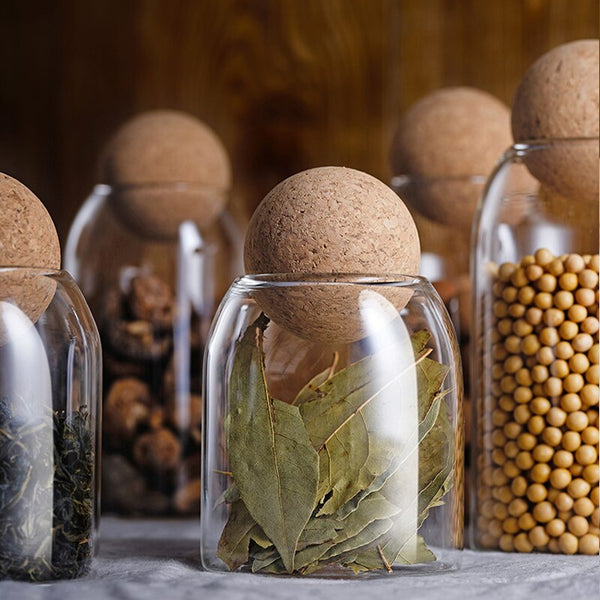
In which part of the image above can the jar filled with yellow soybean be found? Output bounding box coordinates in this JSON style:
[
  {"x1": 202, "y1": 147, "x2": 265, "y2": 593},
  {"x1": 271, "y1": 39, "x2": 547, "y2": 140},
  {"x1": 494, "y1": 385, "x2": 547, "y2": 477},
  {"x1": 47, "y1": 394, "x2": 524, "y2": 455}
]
[{"x1": 471, "y1": 137, "x2": 599, "y2": 555}]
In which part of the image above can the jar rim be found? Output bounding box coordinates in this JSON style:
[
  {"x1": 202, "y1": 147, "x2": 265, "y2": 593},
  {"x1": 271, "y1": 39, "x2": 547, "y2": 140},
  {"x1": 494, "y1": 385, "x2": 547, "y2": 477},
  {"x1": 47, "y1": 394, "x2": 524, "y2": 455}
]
[
  {"x1": 233, "y1": 272, "x2": 430, "y2": 290},
  {"x1": 511, "y1": 136, "x2": 599, "y2": 153},
  {"x1": 391, "y1": 174, "x2": 487, "y2": 186},
  {"x1": 94, "y1": 182, "x2": 230, "y2": 194},
  {"x1": 0, "y1": 266, "x2": 69, "y2": 277}
]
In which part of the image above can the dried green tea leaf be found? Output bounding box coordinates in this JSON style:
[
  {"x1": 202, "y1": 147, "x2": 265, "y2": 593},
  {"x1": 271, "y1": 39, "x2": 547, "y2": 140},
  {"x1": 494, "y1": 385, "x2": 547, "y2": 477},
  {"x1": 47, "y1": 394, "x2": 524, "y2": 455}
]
[
  {"x1": 0, "y1": 403, "x2": 93, "y2": 582},
  {"x1": 227, "y1": 317, "x2": 319, "y2": 573},
  {"x1": 216, "y1": 500, "x2": 256, "y2": 571}
]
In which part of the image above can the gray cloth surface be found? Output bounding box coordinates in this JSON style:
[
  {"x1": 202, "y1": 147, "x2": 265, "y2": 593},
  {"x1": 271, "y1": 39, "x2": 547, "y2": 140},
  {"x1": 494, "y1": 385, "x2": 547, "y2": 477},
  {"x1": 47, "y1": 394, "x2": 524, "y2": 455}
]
[{"x1": 0, "y1": 517, "x2": 598, "y2": 600}]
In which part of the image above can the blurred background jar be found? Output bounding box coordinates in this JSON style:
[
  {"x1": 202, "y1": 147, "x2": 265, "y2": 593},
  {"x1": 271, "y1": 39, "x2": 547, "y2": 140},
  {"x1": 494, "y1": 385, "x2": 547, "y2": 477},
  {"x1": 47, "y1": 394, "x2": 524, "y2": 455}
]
[
  {"x1": 65, "y1": 111, "x2": 244, "y2": 516},
  {"x1": 389, "y1": 87, "x2": 514, "y2": 517},
  {"x1": 471, "y1": 137, "x2": 599, "y2": 554}
]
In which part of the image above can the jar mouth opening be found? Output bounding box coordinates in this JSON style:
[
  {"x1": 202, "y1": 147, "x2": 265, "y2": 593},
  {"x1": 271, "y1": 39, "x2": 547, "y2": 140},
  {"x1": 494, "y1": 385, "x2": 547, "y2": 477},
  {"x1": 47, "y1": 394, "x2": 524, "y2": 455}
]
[
  {"x1": 235, "y1": 272, "x2": 428, "y2": 289},
  {"x1": 94, "y1": 182, "x2": 231, "y2": 194},
  {"x1": 0, "y1": 266, "x2": 66, "y2": 277},
  {"x1": 512, "y1": 136, "x2": 599, "y2": 151},
  {"x1": 391, "y1": 174, "x2": 487, "y2": 187}
]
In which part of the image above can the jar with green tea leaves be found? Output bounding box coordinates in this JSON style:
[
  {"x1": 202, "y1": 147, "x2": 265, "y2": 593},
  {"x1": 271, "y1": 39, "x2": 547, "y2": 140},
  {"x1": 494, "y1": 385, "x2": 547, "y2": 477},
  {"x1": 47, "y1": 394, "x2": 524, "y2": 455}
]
[{"x1": 0, "y1": 174, "x2": 100, "y2": 581}]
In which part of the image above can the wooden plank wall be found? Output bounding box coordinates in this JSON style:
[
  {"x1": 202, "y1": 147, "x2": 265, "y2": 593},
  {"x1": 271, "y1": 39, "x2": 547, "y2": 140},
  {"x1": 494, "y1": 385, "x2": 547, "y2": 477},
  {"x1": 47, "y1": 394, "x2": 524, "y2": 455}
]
[{"x1": 0, "y1": 0, "x2": 597, "y2": 241}]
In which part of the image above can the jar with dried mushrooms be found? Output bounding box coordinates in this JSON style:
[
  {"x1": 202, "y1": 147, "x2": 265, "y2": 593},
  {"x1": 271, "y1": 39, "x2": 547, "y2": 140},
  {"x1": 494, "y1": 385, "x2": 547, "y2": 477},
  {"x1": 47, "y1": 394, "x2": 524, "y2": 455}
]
[{"x1": 65, "y1": 110, "x2": 243, "y2": 516}]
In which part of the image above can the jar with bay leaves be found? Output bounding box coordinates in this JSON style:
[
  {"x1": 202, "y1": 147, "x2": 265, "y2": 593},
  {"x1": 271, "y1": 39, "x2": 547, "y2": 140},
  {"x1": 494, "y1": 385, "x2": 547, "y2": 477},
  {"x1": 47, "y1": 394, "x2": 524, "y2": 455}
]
[
  {"x1": 201, "y1": 274, "x2": 463, "y2": 576},
  {"x1": 471, "y1": 138, "x2": 600, "y2": 555},
  {"x1": 0, "y1": 268, "x2": 101, "y2": 581}
]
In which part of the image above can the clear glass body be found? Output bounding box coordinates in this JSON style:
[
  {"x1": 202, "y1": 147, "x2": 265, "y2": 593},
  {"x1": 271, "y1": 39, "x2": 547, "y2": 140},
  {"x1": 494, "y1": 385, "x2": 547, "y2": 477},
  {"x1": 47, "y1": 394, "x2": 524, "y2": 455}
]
[
  {"x1": 65, "y1": 184, "x2": 243, "y2": 516},
  {"x1": 471, "y1": 138, "x2": 600, "y2": 554},
  {"x1": 0, "y1": 269, "x2": 101, "y2": 581},
  {"x1": 201, "y1": 274, "x2": 463, "y2": 576},
  {"x1": 391, "y1": 174, "x2": 483, "y2": 518}
]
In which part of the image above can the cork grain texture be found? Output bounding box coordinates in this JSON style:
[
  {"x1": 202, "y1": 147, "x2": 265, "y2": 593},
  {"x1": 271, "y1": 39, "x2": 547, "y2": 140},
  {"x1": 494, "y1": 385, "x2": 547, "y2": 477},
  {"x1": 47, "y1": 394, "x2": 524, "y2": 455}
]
[
  {"x1": 0, "y1": 173, "x2": 61, "y2": 343},
  {"x1": 390, "y1": 87, "x2": 512, "y2": 230},
  {"x1": 100, "y1": 110, "x2": 232, "y2": 239},
  {"x1": 244, "y1": 167, "x2": 420, "y2": 343},
  {"x1": 512, "y1": 40, "x2": 599, "y2": 203}
]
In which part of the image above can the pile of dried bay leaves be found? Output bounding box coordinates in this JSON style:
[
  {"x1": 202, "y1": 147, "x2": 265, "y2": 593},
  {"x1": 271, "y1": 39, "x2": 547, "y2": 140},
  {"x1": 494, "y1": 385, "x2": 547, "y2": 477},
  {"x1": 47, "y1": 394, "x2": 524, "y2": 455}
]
[{"x1": 217, "y1": 315, "x2": 453, "y2": 575}]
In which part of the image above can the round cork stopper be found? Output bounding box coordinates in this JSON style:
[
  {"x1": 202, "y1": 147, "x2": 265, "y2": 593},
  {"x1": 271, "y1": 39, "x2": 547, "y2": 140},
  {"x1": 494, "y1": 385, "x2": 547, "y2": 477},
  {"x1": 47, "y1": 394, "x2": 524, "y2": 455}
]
[
  {"x1": 390, "y1": 87, "x2": 512, "y2": 230},
  {"x1": 0, "y1": 173, "x2": 61, "y2": 343},
  {"x1": 512, "y1": 40, "x2": 599, "y2": 202},
  {"x1": 100, "y1": 110, "x2": 232, "y2": 239},
  {"x1": 244, "y1": 167, "x2": 421, "y2": 343}
]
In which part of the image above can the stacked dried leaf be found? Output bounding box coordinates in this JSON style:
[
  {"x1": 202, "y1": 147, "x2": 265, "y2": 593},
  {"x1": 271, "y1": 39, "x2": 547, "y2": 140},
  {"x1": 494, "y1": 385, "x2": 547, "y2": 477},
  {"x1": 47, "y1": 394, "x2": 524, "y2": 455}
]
[{"x1": 216, "y1": 316, "x2": 453, "y2": 575}]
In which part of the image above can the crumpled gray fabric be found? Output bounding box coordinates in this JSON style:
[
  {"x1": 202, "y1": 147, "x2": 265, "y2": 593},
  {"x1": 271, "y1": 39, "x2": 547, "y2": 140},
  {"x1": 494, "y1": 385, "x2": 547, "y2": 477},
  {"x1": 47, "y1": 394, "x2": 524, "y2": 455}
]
[{"x1": 1, "y1": 518, "x2": 598, "y2": 600}]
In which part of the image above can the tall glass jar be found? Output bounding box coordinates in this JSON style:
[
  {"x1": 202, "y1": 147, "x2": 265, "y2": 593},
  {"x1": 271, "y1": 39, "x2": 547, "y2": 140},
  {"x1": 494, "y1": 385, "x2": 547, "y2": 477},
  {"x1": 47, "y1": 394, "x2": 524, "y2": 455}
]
[
  {"x1": 65, "y1": 183, "x2": 243, "y2": 516},
  {"x1": 471, "y1": 138, "x2": 599, "y2": 555},
  {"x1": 201, "y1": 274, "x2": 463, "y2": 576},
  {"x1": 0, "y1": 268, "x2": 101, "y2": 581}
]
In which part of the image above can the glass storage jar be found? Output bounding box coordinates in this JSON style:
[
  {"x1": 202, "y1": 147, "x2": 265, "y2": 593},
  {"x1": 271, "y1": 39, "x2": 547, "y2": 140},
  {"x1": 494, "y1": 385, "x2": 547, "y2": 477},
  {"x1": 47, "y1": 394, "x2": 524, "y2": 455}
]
[
  {"x1": 471, "y1": 138, "x2": 599, "y2": 555},
  {"x1": 391, "y1": 174, "x2": 486, "y2": 519},
  {"x1": 201, "y1": 274, "x2": 463, "y2": 576},
  {"x1": 65, "y1": 183, "x2": 243, "y2": 516},
  {"x1": 0, "y1": 268, "x2": 101, "y2": 581}
]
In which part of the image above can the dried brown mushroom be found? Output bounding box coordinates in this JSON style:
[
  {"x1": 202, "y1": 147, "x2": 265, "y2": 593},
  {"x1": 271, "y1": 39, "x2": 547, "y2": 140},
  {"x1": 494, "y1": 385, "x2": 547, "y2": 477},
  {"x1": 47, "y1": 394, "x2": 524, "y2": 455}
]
[
  {"x1": 133, "y1": 427, "x2": 182, "y2": 472},
  {"x1": 104, "y1": 377, "x2": 152, "y2": 441},
  {"x1": 127, "y1": 274, "x2": 174, "y2": 328}
]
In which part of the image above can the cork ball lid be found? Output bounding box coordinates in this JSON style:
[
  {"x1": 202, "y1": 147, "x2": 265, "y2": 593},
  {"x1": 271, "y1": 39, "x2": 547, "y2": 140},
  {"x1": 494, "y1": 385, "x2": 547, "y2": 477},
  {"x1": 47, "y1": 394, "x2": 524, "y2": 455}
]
[
  {"x1": 0, "y1": 173, "x2": 60, "y2": 270},
  {"x1": 390, "y1": 87, "x2": 512, "y2": 229},
  {"x1": 512, "y1": 40, "x2": 599, "y2": 142},
  {"x1": 511, "y1": 40, "x2": 599, "y2": 202},
  {"x1": 100, "y1": 110, "x2": 232, "y2": 239},
  {"x1": 0, "y1": 173, "x2": 61, "y2": 342},
  {"x1": 244, "y1": 167, "x2": 421, "y2": 343}
]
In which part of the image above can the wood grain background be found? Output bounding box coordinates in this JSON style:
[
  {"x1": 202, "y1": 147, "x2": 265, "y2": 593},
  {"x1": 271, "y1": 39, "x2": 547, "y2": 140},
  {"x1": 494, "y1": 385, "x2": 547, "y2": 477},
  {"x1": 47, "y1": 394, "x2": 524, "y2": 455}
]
[{"x1": 0, "y1": 0, "x2": 598, "y2": 242}]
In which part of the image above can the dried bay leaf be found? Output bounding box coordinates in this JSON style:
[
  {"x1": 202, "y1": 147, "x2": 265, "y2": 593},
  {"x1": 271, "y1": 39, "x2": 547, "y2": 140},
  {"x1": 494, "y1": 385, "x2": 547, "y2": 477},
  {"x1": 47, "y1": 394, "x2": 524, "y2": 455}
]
[
  {"x1": 347, "y1": 533, "x2": 435, "y2": 573},
  {"x1": 293, "y1": 492, "x2": 400, "y2": 571},
  {"x1": 302, "y1": 518, "x2": 395, "y2": 575},
  {"x1": 216, "y1": 501, "x2": 256, "y2": 571},
  {"x1": 333, "y1": 387, "x2": 446, "y2": 521},
  {"x1": 298, "y1": 517, "x2": 342, "y2": 547},
  {"x1": 300, "y1": 345, "x2": 431, "y2": 518},
  {"x1": 221, "y1": 326, "x2": 454, "y2": 575},
  {"x1": 214, "y1": 483, "x2": 240, "y2": 507},
  {"x1": 226, "y1": 316, "x2": 319, "y2": 573},
  {"x1": 299, "y1": 348, "x2": 429, "y2": 451},
  {"x1": 315, "y1": 411, "x2": 369, "y2": 514},
  {"x1": 292, "y1": 352, "x2": 338, "y2": 407}
]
